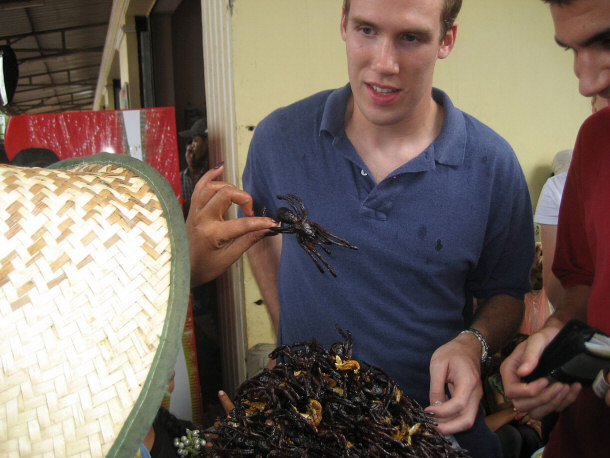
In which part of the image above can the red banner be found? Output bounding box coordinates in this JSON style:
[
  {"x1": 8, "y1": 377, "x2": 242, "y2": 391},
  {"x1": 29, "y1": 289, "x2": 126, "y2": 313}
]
[{"x1": 4, "y1": 107, "x2": 182, "y2": 200}]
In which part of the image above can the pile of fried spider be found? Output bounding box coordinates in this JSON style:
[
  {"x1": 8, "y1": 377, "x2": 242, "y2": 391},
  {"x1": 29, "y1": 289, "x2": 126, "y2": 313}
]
[{"x1": 178, "y1": 327, "x2": 471, "y2": 457}]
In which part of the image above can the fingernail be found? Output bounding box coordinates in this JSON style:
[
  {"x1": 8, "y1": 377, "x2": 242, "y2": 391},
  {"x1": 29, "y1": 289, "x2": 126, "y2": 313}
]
[
  {"x1": 424, "y1": 411, "x2": 436, "y2": 417},
  {"x1": 218, "y1": 390, "x2": 225, "y2": 397},
  {"x1": 213, "y1": 161, "x2": 224, "y2": 169},
  {"x1": 427, "y1": 418, "x2": 438, "y2": 426},
  {"x1": 433, "y1": 400, "x2": 443, "y2": 406}
]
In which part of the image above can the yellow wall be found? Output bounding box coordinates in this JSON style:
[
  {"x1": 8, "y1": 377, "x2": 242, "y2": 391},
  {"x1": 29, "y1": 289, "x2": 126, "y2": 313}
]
[
  {"x1": 433, "y1": 0, "x2": 589, "y2": 206},
  {"x1": 232, "y1": 0, "x2": 347, "y2": 346},
  {"x1": 231, "y1": 0, "x2": 590, "y2": 347}
]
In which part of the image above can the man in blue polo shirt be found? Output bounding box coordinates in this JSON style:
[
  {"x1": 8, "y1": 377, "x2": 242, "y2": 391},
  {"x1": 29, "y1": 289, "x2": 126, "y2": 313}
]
[{"x1": 243, "y1": 1, "x2": 533, "y2": 456}]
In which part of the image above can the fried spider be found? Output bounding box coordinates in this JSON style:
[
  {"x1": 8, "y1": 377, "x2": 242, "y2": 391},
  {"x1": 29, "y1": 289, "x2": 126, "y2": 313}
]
[
  {"x1": 269, "y1": 194, "x2": 358, "y2": 277},
  {"x1": 203, "y1": 327, "x2": 472, "y2": 457}
]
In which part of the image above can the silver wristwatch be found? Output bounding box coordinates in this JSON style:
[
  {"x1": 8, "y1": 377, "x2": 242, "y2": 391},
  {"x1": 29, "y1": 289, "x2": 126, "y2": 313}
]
[{"x1": 460, "y1": 328, "x2": 491, "y2": 366}]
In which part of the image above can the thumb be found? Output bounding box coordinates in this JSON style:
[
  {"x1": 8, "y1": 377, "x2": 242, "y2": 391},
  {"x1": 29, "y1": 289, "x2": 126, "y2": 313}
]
[
  {"x1": 516, "y1": 333, "x2": 548, "y2": 377},
  {"x1": 428, "y1": 363, "x2": 448, "y2": 408}
]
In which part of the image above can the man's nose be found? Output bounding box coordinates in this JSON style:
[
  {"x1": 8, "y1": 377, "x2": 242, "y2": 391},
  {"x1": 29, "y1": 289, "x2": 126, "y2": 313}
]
[
  {"x1": 575, "y1": 51, "x2": 610, "y2": 98},
  {"x1": 372, "y1": 39, "x2": 399, "y2": 74}
]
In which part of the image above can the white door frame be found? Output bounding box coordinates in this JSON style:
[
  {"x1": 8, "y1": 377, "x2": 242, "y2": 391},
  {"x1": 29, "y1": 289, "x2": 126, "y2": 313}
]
[{"x1": 200, "y1": 0, "x2": 247, "y2": 394}]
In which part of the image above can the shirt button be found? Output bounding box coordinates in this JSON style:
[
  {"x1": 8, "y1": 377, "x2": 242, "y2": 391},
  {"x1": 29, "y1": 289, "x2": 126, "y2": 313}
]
[{"x1": 360, "y1": 169, "x2": 368, "y2": 176}]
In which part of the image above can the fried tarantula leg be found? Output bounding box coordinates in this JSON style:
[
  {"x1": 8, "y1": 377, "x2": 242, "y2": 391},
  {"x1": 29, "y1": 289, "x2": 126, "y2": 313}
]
[
  {"x1": 278, "y1": 193, "x2": 307, "y2": 219},
  {"x1": 300, "y1": 242, "x2": 327, "y2": 275},
  {"x1": 301, "y1": 239, "x2": 338, "y2": 277},
  {"x1": 308, "y1": 221, "x2": 358, "y2": 250}
]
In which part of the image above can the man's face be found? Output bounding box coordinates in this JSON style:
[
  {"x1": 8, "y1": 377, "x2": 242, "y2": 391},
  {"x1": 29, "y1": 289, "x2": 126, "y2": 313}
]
[
  {"x1": 341, "y1": 0, "x2": 455, "y2": 128},
  {"x1": 185, "y1": 135, "x2": 208, "y2": 169},
  {"x1": 550, "y1": 0, "x2": 610, "y2": 102}
]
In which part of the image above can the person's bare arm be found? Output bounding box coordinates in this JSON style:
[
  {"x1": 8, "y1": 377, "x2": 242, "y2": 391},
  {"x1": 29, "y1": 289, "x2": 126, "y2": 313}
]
[
  {"x1": 246, "y1": 234, "x2": 282, "y2": 335},
  {"x1": 426, "y1": 294, "x2": 524, "y2": 434},
  {"x1": 471, "y1": 293, "x2": 526, "y2": 354},
  {"x1": 549, "y1": 284, "x2": 588, "y2": 326},
  {"x1": 539, "y1": 224, "x2": 564, "y2": 307}
]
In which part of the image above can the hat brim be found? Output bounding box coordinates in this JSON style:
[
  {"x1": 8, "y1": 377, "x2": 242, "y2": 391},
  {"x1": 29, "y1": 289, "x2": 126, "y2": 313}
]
[
  {"x1": 1, "y1": 153, "x2": 190, "y2": 457},
  {"x1": 50, "y1": 153, "x2": 191, "y2": 456}
]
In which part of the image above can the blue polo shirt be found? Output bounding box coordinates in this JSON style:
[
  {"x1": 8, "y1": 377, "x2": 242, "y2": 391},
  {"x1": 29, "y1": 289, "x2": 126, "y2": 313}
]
[{"x1": 243, "y1": 84, "x2": 533, "y2": 457}]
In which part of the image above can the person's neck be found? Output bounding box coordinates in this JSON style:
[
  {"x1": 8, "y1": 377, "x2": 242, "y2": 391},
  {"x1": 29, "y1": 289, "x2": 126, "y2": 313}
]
[
  {"x1": 187, "y1": 162, "x2": 205, "y2": 178},
  {"x1": 188, "y1": 165, "x2": 202, "y2": 175},
  {"x1": 345, "y1": 95, "x2": 444, "y2": 183}
]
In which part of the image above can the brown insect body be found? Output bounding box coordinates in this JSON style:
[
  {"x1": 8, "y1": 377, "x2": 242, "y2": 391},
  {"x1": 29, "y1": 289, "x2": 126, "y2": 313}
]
[{"x1": 269, "y1": 194, "x2": 358, "y2": 277}]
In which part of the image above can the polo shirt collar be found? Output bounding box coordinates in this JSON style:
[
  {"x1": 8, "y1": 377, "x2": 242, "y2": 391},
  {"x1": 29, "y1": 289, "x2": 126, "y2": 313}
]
[
  {"x1": 320, "y1": 84, "x2": 466, "y2": 168},
  {"x1": 320, "y1": 83, "x2": 352, "y2": 140},
  {"x1": 431, "y1": 88, "x2": 466, "y2": 167}
]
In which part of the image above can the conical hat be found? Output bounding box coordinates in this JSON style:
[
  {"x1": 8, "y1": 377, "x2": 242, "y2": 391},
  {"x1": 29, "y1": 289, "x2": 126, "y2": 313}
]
[{"x1": 0, "y1": 153, "x2": 190, "y2": 457}]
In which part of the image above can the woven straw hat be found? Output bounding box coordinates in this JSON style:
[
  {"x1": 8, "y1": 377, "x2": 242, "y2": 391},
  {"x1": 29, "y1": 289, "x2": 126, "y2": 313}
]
[{"x1": 0, "y1": 153, "x2": 190, "y2": 457}]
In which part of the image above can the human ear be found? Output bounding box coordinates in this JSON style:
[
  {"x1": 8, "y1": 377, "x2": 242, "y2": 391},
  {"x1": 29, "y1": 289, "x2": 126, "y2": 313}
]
[{"x1": 438, "y1": 23, "x2": 457, "y2": 59}]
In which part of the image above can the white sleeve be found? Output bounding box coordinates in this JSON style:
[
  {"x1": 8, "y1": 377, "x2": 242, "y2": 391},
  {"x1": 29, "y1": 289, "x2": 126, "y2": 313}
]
[{"x1": 534, "y1": 173, "x2": 567, "y2": 225}]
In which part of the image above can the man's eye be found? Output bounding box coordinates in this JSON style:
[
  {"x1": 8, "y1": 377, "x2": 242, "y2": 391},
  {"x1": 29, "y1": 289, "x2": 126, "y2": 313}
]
[
  {"x1": 402, "y1": 33, "x2": 418, "y2": 42},
  {"x1": 359, "y1": 26, "x2": 374, "y2": 35}
]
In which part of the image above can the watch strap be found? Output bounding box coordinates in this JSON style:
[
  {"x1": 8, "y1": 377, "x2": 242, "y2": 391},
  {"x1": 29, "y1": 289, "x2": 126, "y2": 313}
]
[{"x1": 460, "y1": 328, "x2": 491, "y2": 366}]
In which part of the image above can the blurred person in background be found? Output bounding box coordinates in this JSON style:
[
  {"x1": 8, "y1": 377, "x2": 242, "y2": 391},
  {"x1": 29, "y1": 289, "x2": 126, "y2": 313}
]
[
  {"x1": 179, "y1": 118, "x2": 209, "y2": 218},
  {"x1": 533, "y1": 148, "x2": 572, "y2": 309}
]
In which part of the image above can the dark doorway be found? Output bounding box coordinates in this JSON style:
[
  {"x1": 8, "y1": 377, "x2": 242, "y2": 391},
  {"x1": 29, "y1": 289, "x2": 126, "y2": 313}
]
[{"x1": 150, "y1": 0, "x2": 222, "y2": 428}]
